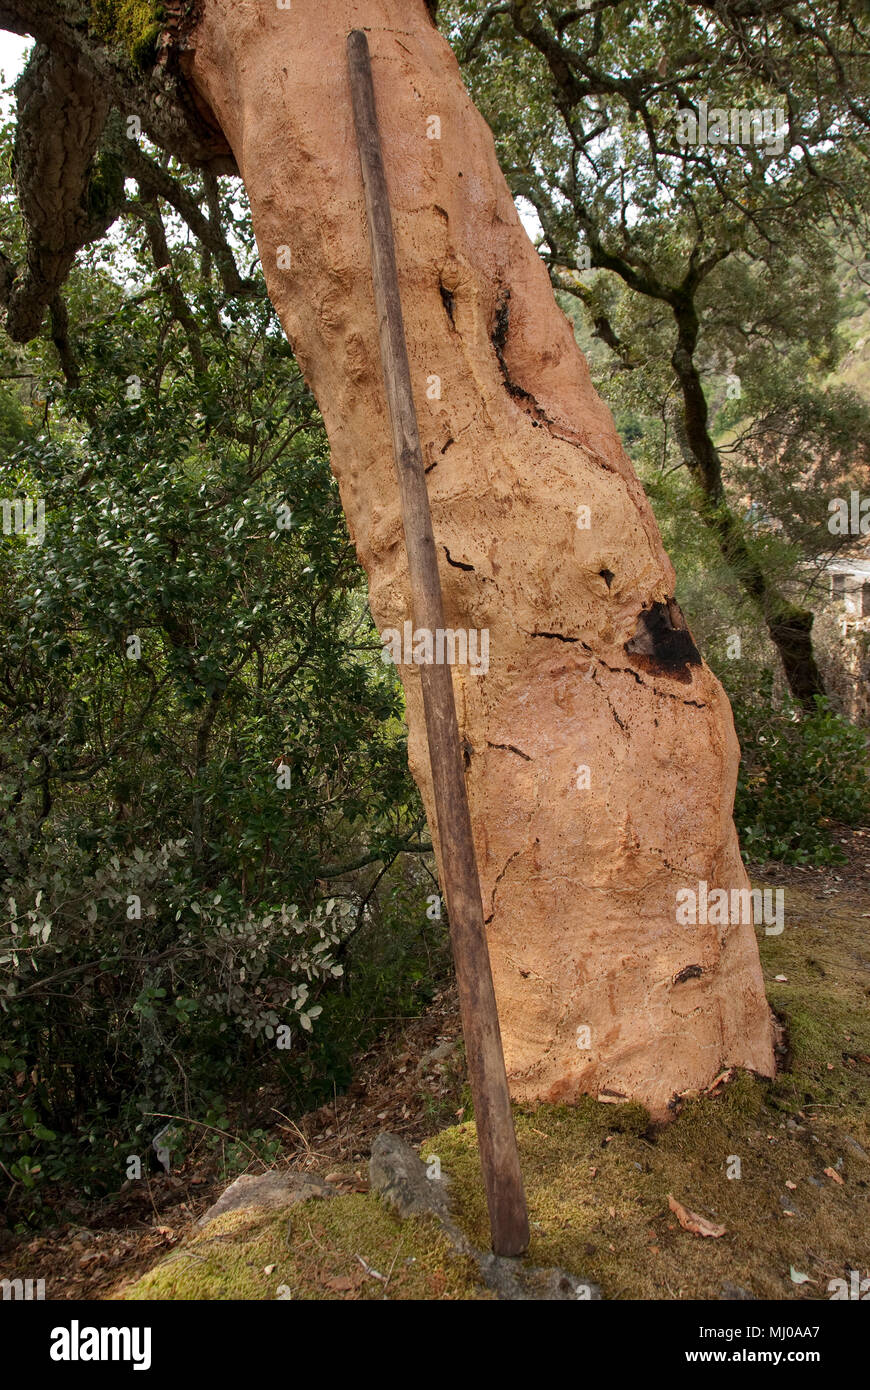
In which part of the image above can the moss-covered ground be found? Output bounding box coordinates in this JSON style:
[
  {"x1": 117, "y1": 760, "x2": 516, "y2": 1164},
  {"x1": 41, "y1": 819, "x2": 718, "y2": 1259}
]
[
  {"x1": 121, "y1": 1195, "x2": 489, "y2": 1301},
  {"x1": 121, "y1": 882, "x2": 869, "y2": 1300},
  {"x1": 423, "y1": 886, "x2": 869, "y2": 1300}
]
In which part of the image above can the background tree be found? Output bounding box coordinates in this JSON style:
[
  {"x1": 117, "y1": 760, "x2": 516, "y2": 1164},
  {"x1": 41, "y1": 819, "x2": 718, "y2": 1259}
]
[{"x1": 444, "y1": 0, "x2": 870, "y2": 704}]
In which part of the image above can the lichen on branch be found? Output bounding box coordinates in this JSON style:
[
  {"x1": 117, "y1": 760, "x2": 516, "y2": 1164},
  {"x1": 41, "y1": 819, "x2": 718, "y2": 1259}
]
[{"x1": 88, "y1": 0, "x2": 167, "y2": 69}]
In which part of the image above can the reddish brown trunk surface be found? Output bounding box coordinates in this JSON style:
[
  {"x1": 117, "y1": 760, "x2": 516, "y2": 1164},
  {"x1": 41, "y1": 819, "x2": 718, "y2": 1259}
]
[{"x1": 188, "y1": 0, "x2": 775, "y2": 1117}]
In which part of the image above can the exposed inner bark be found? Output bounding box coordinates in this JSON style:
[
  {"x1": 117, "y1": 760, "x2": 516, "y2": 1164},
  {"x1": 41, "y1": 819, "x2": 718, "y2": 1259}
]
[{"x1": 9, "y1": 0, "x2": 773, "y2": 1118}]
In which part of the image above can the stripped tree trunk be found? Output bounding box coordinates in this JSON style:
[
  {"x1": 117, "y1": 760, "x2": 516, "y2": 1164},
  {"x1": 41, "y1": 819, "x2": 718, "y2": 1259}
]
[{"x1": 189, "y1": 0, "x2": 775, "y2": 1117}]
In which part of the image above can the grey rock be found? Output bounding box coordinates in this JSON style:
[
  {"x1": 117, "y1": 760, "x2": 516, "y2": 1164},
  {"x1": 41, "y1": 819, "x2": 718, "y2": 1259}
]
[
  {"x1": 368, "y1": 1132, "x2": 601, "y2": 1301},
  {"x1": 844, "y1": 1135, "x2": 868, "y2": 1162},
  {"x1": 416, "y1": 1039, "x2": 461, "y2": 1074},
  {"x1": 369, "y1": 1132, "x2": 451, "y2": 1221},
  {"x1": 719, "y1": 1282, "x2": 757, "y2": 1301},
  {"x1": 198, "y1": 1170, "x2": 335, "y2": 1226},
  {"x1": 478, "y1": 1253, "x2": 602, "y2": 1301}
]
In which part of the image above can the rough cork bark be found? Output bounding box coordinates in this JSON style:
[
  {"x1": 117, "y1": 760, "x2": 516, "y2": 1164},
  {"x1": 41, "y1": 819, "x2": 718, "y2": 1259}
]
[{"x1": 123, "y1": 0, "x2": 784, "y2": 1113}]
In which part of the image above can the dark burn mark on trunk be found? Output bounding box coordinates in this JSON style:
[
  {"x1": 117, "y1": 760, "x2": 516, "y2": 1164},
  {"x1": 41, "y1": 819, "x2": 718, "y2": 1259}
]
[
  {"x1": 531, "y1": 630, "x2": 579, "y2": 643},
  {"x1": 625, "y1": 598, "x2": 701, "y2": 682},
  {"x1": 491, "y1": 290, "x2": 511, "y2": 360},
  {"x1": 439, "y1": 281, "x2": 455, "y2": 327},
  {"x1": 673, "y1": 964, "x2": 703, "y2": 985},
  {"x1": 600, "y1": 568, "x2": 614, "y2": 588},
  {"x1": 426, "y1": 436, "x2": 455, "y2": 473}
]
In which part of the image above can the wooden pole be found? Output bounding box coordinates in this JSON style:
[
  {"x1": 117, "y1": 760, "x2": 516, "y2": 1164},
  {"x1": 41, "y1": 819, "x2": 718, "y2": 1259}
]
[{"x1": 347, "y1": 28, "x2": 529, "y2": 1258}]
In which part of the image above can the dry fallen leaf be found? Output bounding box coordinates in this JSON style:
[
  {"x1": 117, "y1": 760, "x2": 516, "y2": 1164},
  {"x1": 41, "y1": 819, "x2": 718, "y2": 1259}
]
[
  {"x1": 790, "y1": 1266, "x2": 812, "y2": 1285},
  {"x1": 823, "y1": 1166, "x2": 844, "y2": 1185},
  {"x1": 325, "y1": 1172, "x2": 369, "y2": 1192},
  {"x1": 668, "y1": 1193, "x2": 726, "y2": 1238},
  {"x1": 785, "y1": 1180, "x2": 797, "y2": 1190},
  {"x1": 323, "y1": 1275, "x2": 358, "y2": 1293}
]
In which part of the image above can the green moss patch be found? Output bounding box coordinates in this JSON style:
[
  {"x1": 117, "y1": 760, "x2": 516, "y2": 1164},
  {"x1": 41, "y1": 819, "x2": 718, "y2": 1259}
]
[
  {"x1": 421, "y1": 1082, "x2": 866, "y2": 1299},
  {"x1": 121, "y1": 1194, "x2": 489, "y2": 1301},
  {"x1": 89, "y1": 2, "x2": 166, "y2": 68},
  {"x1": 760, "y1": 886, "x2": 870, "y2": 1116},
  {"x1": 421, "y1": 885, "x2": 869, "y2": 1300}
]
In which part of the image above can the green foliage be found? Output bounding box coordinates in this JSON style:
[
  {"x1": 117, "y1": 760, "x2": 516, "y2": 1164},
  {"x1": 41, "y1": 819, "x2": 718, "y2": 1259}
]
[
  {"x1": 733, "y1": 687, "x2": 870, "y2": 863},
  {"x1": 0, "y1": 156, "x2": 445, "y2": 1222},
  {"x1": 86, "y1": 146, "x2": 125, "y2": 220}
]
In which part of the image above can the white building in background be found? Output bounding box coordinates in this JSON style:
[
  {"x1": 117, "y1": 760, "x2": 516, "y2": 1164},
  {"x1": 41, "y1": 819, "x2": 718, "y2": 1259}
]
[
  {"x1": 826, "y1": 554, "x2": 870, "y2": 619},
  {"x1": 818, "y1": 551, "x2": 870, "y2": 723}
]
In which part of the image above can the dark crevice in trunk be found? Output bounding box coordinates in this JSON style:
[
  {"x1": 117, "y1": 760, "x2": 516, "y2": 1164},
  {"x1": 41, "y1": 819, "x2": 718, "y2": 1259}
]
[
  {"x1": 486, "y1": 741, "x2": 532, "y2": 761},
  {"x1": 439, "y1": 280, "x2": 455, "y2": 326},
  {"x1": 485, "y1": 847, "x2": 523, "y2": 924},
  {"x1": 443, "y1": 546, "x2": 474, "y2": 571}
]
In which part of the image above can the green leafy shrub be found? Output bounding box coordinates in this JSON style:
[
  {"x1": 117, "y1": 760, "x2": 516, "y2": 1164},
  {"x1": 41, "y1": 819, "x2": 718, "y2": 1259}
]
[
  {"x1": 0, "y1": 248, "x2": 443, "y2": 1221},
  {"x1": 733, "y1": 688, "x2": 870, "y2": 863}
]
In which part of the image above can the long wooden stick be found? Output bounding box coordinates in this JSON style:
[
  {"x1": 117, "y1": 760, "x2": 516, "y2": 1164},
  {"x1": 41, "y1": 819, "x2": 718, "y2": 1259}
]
[{"x1": 347, "y1": 28, "x2": 529, "y2": 1258}]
